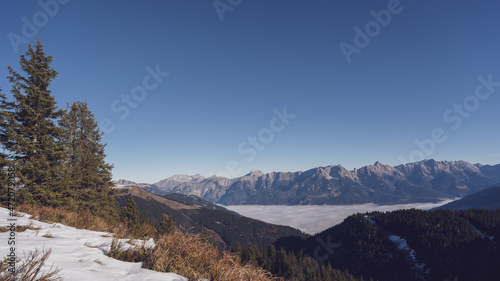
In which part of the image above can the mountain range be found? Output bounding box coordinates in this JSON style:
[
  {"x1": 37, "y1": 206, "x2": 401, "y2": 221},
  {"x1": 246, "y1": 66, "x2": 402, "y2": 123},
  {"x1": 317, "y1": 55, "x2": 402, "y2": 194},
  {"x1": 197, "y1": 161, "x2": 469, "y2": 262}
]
[{"x1": 117, "y1": 160, "x2": 500, "y2": 205}]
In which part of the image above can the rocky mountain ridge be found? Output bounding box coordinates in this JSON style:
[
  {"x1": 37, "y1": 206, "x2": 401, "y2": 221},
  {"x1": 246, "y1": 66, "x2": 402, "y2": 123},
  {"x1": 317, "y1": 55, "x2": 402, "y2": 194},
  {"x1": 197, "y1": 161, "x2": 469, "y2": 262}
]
[{"x1": 117, "y1": 160, "x2": 500, "y2": 205}]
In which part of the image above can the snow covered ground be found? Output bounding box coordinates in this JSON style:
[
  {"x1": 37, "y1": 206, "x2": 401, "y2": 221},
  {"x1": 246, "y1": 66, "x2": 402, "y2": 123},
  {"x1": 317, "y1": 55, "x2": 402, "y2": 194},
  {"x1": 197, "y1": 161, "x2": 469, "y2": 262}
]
[
  {"x1": 388, "y1": 235, "x2": 426, "y2": 271},
  {"x1": 364, "y1": 215, "x2": 376, "y2": 225},
  {"x1": 0, "y1": 207, "x2": 186, "y2": 281},
  {"x1": 365, "y1": 215, "x2": 427, "y2": 273},
  {"x1": 471, "y1": 224, "x2": 495, "y2": 241}
]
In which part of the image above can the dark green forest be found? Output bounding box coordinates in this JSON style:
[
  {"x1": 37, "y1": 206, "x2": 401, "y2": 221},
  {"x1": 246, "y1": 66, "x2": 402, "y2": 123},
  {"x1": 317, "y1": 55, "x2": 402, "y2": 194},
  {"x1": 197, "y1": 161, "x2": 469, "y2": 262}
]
[{"x1": 247, "y1": 208, "x2": 500, "y2": 281}]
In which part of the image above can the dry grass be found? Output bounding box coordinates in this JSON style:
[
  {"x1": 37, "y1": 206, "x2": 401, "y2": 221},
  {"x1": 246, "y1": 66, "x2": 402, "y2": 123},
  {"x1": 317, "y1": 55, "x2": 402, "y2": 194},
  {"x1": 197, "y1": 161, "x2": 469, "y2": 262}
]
[
  {"x1": 16, "y1": 204, "x2": 156, "y2": 239},
  {"x1": 0, "y1": 221, "x2": 41, "y2": 233},
  {"x1": 14, "y1": 204, "x2": 274, "y2": 280},
  {"x1": 17, "y1": 205, "x2": 113, "y2": 233},
  {"x1": 42, "y1": 232, "x2": 54, "y2": 238},
  {"x1": 110, "y1": 231, "x2": 275, "y2": 281},
  {"x1": 0, "y1": 248, "x2": 62, "y2": 281},
  {"x1": 116, "y1": 186, "x2": 197, "y2": 210},
  {"x1": 18, "y1": 221, "x2": 42, "y2": 232}
]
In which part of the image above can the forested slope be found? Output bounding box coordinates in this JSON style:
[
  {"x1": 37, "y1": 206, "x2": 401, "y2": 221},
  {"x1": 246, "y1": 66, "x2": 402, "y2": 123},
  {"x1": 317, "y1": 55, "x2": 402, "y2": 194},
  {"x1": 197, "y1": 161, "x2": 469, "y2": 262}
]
[{"x1": 264, "y1": 208, "x2": 500, "y2": 281}]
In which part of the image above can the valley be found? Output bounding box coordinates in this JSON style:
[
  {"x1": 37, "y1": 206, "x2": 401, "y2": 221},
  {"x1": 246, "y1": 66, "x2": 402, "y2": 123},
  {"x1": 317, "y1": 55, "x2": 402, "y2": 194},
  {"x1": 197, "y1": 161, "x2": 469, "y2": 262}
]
[{"x1": 224, "y1": 199, "x2": 455, "y2": 234}]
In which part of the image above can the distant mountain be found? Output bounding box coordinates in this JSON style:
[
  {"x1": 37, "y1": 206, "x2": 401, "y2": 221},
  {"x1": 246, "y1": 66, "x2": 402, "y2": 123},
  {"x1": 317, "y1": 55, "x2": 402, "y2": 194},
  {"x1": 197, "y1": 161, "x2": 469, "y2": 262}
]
[
  {"x1": 114, "y1": 185, "x2": 306, "y2": 249},
  {"x1": 114, "y1": 179, "x2": 154, "y2": 189},
  {"x1": 118, "y1": 160, "x2": 500, "y2": 205},
  {"x1": 476, "y1": 163, "x2": 500, "y2": 182},
  {"x1": 437, "y1": 186, "x2": 500, "y2": 210}
]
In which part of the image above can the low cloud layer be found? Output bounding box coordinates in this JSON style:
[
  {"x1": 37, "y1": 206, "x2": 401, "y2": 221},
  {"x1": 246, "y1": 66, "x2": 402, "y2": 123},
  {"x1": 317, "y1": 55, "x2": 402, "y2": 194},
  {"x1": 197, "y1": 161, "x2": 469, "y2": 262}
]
[{"x1": 225, "y1": 200, "x2": 455, "y2": 235}]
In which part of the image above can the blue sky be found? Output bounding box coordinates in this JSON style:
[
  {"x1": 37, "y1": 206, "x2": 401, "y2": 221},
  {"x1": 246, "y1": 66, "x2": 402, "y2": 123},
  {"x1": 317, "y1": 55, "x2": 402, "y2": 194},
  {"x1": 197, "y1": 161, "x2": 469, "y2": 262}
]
[{"x1": 1, "y1": 0, "x2": 500, "y2": 183}]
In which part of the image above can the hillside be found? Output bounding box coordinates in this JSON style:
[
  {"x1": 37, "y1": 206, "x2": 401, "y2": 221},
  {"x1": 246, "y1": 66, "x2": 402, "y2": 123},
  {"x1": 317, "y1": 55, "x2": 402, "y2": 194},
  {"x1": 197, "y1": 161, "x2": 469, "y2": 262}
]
[
  {"x1": 114, "y1": 186, "x2": 307, "y2": 249},
  {"x1": 123, "y1": 159, "x2": 500, "y2": 205},
  {"x1": 437, "y1": 186, "x2": 500, "y2": 210},
  {"x1": 271, "y1": 208, "x2": 500, "y2": 281},
  {"x1": 162, "y1": 193, "x2": 239, "y2": 215}
]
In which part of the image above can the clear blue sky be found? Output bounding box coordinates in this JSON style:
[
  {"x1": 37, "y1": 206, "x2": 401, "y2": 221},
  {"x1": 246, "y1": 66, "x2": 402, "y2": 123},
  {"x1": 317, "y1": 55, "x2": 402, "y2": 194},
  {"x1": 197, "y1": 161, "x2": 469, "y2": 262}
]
[{"x1": 1, "y1": 0, "x2": 500, "y2": 183}]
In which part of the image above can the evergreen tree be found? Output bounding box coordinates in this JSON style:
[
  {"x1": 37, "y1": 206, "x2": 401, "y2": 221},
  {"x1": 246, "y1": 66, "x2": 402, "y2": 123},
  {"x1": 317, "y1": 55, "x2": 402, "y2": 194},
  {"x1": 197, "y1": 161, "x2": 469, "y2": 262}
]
[
  {"x1": 242, "y1": 243, "x2": 258, "y2": 266},
  {"x1": 59, "y1": 101, "x2": 116, "y2": 218},
  {"x1": 0, "y1": 87, "x2": 11, "y2": 165},
  {"x1": 267, "y1": 244, "x2": 277, "y2": 272},
  {"x1": 139, "y1": 210, "x2": 155, "y2": 226},
  {"x1": 0, "y1": 86, "x2": 14, "y2": 204},
  {"x1": 123, "y1": 197, "x2": 139, "y2": 226},
  {"x1": 4, "y1": 39, "x2": 68, "y2": 207},
  {"x1": 200, "y1": 229, "x2": 214, "y2": 245},
  {"x1": 157, "y1": 215, "x2": 175, "y2": 235},
  {"x1": 233, "y1": 242, "x2": 242, "y2": 254}
]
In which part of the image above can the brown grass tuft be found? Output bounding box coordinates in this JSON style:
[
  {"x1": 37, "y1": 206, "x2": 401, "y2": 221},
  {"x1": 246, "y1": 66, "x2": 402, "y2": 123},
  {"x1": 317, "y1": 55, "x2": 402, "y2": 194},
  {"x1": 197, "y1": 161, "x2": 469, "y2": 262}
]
[
  {"x1": 0, "y1": 221, "x2": 41, "y2": 233},
  {"x1": 0, "y1": 248, "x2": 62, "y2": 281},
  {"x1": 110, "y1": 231, "x2": 274, "y2": 281}
]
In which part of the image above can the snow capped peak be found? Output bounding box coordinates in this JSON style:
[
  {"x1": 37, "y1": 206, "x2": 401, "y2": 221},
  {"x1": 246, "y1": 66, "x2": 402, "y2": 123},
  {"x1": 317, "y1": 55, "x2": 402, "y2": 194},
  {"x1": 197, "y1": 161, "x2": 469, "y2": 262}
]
[
  {"x1": 365, "y1": 161, "x2": 394, "y2": 174},
  {"x1": 319, "y1": 168, "x2": 334, "y2": 180},
  {"x1": 190, "y1": 174, "x2": 206, "y2": 181},
  {"x1": 325, "y1": 164, "x2": 358, "y2": 181},
  {"x1": 371, "y1": 161, "x2": 392, "y2": 169},
  {"x1": 167, "y1": 174, "x2": 205, "y2": 182},
  {"x1": 114, "y1": 179, "x2": 137, "y2": 186},
  {"x1": 324, "y1": 164, "x2": 345, "y2": 172},
  {"x1": 114, "y1": 179, "x2": 138, "y2": 189},
  {"x1": 246, "y1": 169, "x2": 264, "y2": 177}
]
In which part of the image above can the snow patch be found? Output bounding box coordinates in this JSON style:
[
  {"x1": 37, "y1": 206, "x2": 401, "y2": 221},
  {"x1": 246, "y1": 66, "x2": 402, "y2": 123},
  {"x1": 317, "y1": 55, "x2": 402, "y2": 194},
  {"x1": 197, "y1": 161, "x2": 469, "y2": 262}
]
[
  {"x1": 471, "y1": 225, "x2": 485, "y2": 238},
  {"x1": 471, "y1": 224, "x2": 495, "y2": 241},
  {"x1": 388, "y1": 235, "x2": 426, "y2": 271},
  {"x1": 0, "y1": 207, "x2": 186, "y2": 281},
  {"x1": 365, "y1": 215, "x2": 376, "y2": 225}
]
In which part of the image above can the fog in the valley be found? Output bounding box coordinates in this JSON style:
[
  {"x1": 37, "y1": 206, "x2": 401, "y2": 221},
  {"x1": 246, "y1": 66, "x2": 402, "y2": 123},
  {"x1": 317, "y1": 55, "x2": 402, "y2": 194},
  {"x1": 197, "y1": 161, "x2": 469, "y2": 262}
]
[{"x1": 225, "y1": 200, "x2": 455, "y2": 235}]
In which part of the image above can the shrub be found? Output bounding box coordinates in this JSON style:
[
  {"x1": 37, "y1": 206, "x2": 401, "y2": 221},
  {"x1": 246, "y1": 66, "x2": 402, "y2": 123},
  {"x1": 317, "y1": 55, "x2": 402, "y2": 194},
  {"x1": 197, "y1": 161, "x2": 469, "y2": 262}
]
[{"x1": 0, "y1": 248, "x2": 62, "y2": 281}]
